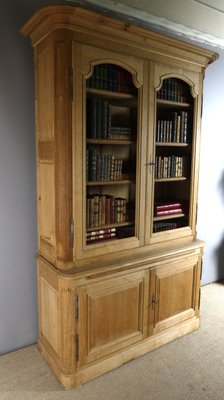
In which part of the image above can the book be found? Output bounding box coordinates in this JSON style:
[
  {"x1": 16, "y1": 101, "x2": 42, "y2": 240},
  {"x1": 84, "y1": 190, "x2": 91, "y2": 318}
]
[
  {"x1": 86, "y1": 227, "x2": 117, "y2": 244},
  {"x1": 86, "y1": 149, "x2": 123, "y2": 182},
  {"x1": 155, "y1": 202, "x2": 182, "y2": 211},
  {"x1": 155, "y1": 208, "x2": 183, "y2": 216},
  {"x1": 87, "y1": 64, "x2": 137, "y2": 94},
  {"x1": 86, "y1": 194, "x2": 128, "y2": 227},
  {"x1": 155, "y1": 156, "x2": 186, "y2": 179},
  {"x1": 157, "y1": 78, "x2": 190, "y2": 103},
  {"x1": 153, "y1": 221, "x2": 180, "y2": 233}
]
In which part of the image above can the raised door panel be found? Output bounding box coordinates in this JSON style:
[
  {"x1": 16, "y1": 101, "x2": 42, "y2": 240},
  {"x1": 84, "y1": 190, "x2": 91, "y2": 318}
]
[
  {"x1": 77, "y1": 270, "x2": 149, "y2": 366},
  {"x1": 150, "y1": 255, "x2": 201, "y2": 334},
  {"x1": 39, "y1": 277, "x2": 59, "y2": 353},
  {"x1": 73, "y1": 42, "x2": 148, "y2": 261},
  {"x1": 35, "y1": 41, "x2": 54, "y2": 142},
  {"x1": 38, "y1": 162, "x2": 56, "y2": 262}
]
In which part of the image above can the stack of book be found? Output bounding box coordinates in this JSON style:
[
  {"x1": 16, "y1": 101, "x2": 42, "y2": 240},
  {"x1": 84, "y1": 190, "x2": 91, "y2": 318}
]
[
  {"x1": 155, "y1": 202, "x2": 183, "y2": 217},
  {"x1": 86, "y1": 194, "x2": 128, "y2": 228},
  {"x1": 108, "y1": 126, "x2": 132, "y2": 140},
  {"x1": 86, "y1": 227, "x2": 116, "y2": 244}
]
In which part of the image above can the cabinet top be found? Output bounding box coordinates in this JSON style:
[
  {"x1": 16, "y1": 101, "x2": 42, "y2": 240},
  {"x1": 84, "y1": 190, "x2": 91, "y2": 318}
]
[{"x1": 20, "y1": 5, "x2": 218, "y2": 68}]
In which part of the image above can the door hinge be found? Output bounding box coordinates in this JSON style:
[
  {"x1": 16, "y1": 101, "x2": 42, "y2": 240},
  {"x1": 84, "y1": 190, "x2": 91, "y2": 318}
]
[
  {"x1": 69, "y1": 68, "x2": 73, "y2": 101},
  {"x1": 75, "y1": 334, "x2": 79, "y2": 362},
  {"x1": 71, "y1": 218, "x2": 74, "y2": 248},
  {"x1": 75, "y1": 293, "x2": 79, "y2": 321}
]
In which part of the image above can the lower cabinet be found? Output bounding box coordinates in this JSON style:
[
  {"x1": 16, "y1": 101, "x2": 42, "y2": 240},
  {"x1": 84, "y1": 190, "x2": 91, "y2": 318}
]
[{"x1": 37, "y1": 245, "x2": 203, "y2": 389}]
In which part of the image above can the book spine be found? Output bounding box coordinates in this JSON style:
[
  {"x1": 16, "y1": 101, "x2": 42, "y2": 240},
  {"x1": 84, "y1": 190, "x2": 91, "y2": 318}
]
[{"x1": 156, "y1": 208, "x2": 182, "y2": 216}]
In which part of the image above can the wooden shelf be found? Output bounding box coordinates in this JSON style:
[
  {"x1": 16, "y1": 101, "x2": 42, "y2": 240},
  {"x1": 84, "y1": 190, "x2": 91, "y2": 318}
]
[
  {"x1": 153, "y1": 213, "x2": 185, "y2": 221},
  {"x1": 86, "y1": 87, "x2": 137, "y2": 101},
  {"x1": 86, "y1": 221, "x2": 134, "y2": 232},
  {"x1": 87, "y1": 179, "x2": 135, "y2": 186},
  {"x1": 156, "y1": 142, "x2": 188, "y2": 147},
  {"x1": 155, "y1": 177, "x2": 187, "y2": 182},
  {"x1": 156, "y1": 99, "x2": 192, "y2": 108},
  {"x1": 87, "y1": 138, "x2": 135, "y2": 145}
]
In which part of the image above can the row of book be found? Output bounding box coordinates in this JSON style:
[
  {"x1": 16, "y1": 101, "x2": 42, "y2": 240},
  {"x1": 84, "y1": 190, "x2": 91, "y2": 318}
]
[
  {"x1": 87, "y1": 97, "x2": 108, "y2": 139},
  {"x1": 86, "y1": 64, "x2": 137, "y2": 94},
  {"x1": 156, "y1": 111, "x2": 189, "y2": 143},
  {"x1": 155, "y1": 156, "x2": 186, "y2": 179},
  {"x1": 86, "y1": 149, "x2": 123, "y2": 182},
  {"x1": 86, "y1": 227, "x2": 116, "y2": 244},
  {"x1": 157, "y1": 78, "x2": 190, "y2": 103},
  {"x1": 153, "y1": 221, "x2": 181, "y2": 232},
  {"x1": 86, "y1": 194, "x2": 128, "y2": 228},
  {"x1": 86, "y1": 97, "x2": 134, "y2": 140},
  {"x1": 86, "y1": 225, "x2": 135, "y2": 244},
  {"x1": 154, "y1": 201, "x2": 183, "y2": 217}
]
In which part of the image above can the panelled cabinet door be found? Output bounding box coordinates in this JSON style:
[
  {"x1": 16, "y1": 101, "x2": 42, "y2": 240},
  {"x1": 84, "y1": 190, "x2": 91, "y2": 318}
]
[
  {"x1": 145, "y1": 62, "x2": 203, "y2": 245},
  {"x1": 73, "y1": 42, "x2": 148, "y2": 261},
  {"x1": 77, "y1": 270, "x2": 149, "y2": 366},
  {"x1": 149, "y1": 255, "x2": 201, "y2": 335}
]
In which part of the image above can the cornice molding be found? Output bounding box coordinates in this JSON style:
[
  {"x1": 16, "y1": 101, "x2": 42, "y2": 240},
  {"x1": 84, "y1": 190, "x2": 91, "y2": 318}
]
[{"x1": 64, "y1": 0, "x2": 224, "y2": 48}]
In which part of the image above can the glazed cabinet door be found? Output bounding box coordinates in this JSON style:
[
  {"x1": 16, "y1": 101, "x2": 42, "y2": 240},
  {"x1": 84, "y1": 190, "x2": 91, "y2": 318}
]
[
  {"x1": 72, "y1": 42, "x2": 148, "y2": 261},
  {"x1": 149, "y1": 254, "x2": 201, "y2": 334},
  {"x1": 145, "y1": 62, "x2": 203, "y2": 245},
  {"x1": 77, "y1": 270, "x2": 149, "y2": 366}
]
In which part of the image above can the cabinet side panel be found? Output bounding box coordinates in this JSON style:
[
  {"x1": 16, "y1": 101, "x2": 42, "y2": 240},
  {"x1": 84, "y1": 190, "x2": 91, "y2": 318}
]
[
  {"x1": 40, "y1": 277, "x2": 59, "y2": 353},
  {"x1": 54, "y1": 32, "x2": 73, "y2": 265},
  {"x1": 36, "y1": 42, "x2": 54, "y2": 141},
  {"x1": 35, "y1": 39, "x2": 56, "y2": 261},
  {"x1": 39, "y1": 162, "x2": 56, "y2": 248}
]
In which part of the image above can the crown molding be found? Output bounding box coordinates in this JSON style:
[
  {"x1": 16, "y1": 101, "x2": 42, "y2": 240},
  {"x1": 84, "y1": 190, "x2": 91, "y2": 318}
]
[{"x1": 64, "y1": 0, "x2": 224, "y2": 48}]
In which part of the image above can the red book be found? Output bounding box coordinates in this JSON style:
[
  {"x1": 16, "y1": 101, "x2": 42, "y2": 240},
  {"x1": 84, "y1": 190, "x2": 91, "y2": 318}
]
[
  {"x1": 156, "y1": 202, "x2": 182, "y2": 212},
  {"x1": 156, "y1": 208, "x2": 182, "y2": 216}
]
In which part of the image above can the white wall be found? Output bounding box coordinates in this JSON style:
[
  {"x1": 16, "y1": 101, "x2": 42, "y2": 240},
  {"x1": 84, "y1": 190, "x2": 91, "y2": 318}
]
[
  {"x1": 197, "y1": 50, "x2": 224, "y2": 284},
  {"x1": 0, "y1": 0, "x2": 223, "y2": 354},
  {"x1": 0, "y1": 0, "x2": 56, "y2": 355}
]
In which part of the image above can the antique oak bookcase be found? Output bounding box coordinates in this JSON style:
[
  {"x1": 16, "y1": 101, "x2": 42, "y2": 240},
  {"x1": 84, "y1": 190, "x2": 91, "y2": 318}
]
[{"x1": 21, "y1": 5, "x2": 218, "y2": 389}]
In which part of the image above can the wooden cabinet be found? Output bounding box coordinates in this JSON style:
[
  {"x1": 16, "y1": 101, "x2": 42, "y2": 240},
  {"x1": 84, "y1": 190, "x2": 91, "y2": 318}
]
[{"x1": 21, "y1": 5, "x2": 218, "y2": 389}]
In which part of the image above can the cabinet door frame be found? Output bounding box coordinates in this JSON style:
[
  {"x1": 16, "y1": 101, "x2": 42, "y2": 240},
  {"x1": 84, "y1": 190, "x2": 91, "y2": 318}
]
[
  {"x1": 72, "y1": 42, "x2": 148, "y2": 261},
  {"x1": 145, "y1": 61, "x2": 203, "y2": 246},
  {"x1": 149, "y1": 254, "x2": 201, "y2": 335},
  {"x1": 77, "y1": 270, "x2": 149, "y2": 366}
]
